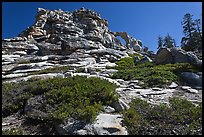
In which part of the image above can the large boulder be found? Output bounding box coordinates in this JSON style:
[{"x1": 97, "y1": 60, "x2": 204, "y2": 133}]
[
  {"x1": 180, "y1": 72, "x2": 202, "y2": 87},
  {"x1": 136, "y1": 55, "x2": 153, "y2": 64},
  {"x1": 55, "y1": 113, "x2": 128, "y2": 135},
  {"x1": 186, "y1": 51, "x2": 202, "y2": 67},
  {"x1": 171, "y1": 47, "x2": 189, "y2": 63},
  {"x1": 155, "y1": 47, "x2": 202, "y2": 66},
  {"x1": 91, "y1": 113, "x2": 128, "y2": 135},
  {"x1": 24, "y1": 95, "x2": 51, "y2": 120},
  {"x1": 155, "y1": 48, "x2": 173, "y2": 64}
]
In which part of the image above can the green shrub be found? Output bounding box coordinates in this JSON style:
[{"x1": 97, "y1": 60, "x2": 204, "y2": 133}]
[
  {"x1": 168, "y1": 97, "x2": 202, "y2": 125},
  {"x1": 115, "y1": 57, "x2": 135, "y2": 69},
  {"x1": 44, "y1": 76, "x2": 118, "y2": 123},
  {"x1": 2, "y1": 128, "x2": 23, "y2": 135},
  {"x1": 95, "y1": 68, "x2": 101, "y2": 72},
  {"x1": 112, "y1": 55, "x2": 200, "y2": 87},
  {"x1": 75, "y1": 67, "x2": 86, "y2": 73},
  {"x1": 123, "y1": 97, "x2": 202, "y2": 135},
  {"x1": 17, "y1": 60, "x2": 31, "y2": 64},
  {"x1": 2, "y1": 82, "x2": 33, "y2": 116},
  {"x1": 112, "y1": 62, "x2": 178, "y2": 87},
  {"x1": 2, "y1": 76, "x2": 118, "y2": 123},
  {"x1": 129, "y1": 52, "x2": 143, "y2": 59},
  {"x1": 31, "y1": 65, "x2": 71, "y2": 75}
]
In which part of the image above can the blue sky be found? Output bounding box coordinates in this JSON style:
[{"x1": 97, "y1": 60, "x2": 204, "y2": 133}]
[{"x1": 2, "y1": 2, "x2": 202, "y2": 52}]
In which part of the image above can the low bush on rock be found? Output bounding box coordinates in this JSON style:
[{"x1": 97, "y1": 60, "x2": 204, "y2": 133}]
[
  {"x1": 17, "y1": 60, "x2": 31, "y2": 64},
  {"x1": 2, "y1": 81, "x2": 33, "y2": 116},
  {"x1": 114, "y1": 57, "x2": 135, "y2": 69},
  {"x1": 2, "y1": 128, "x2": 23, "y2": 135},
  {"x1": 129, "y1": 52, "x2": 143, "y2": 59},
  {"x1": 75, "y1": 67, "x2": 86, "y2": 73},
  {"x1": 123, "y1": 97, "x2": 202, "y2": 135},
  {"x1": 2, "y1": 76, "x2": 118, "y2": 123},
  {"x1": 111, "y1": 55, "x2": 200, "y2": 87},
  {"x1": 31, "y1": 65, "x2": 71, "y2": 75}
]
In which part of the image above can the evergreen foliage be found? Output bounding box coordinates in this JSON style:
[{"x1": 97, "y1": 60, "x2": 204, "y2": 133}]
[
  {"x1": 111, "y1": 55, "x2": 200, "y2": 87},
  {"x1": 181, "y1": 13, "x2": 202, "y2": 51},
  {"x1": 2, "y1": 76, "x2": 118, "y2": 123},
  {"x1": 123, "y1": 97, "x2": 202, "y2": 135},
  {"x1": 157, "y1": 34, "x2": 176, "y2": 49},
  {"x1": 157, "y1": 35, "x2": 163, "y2": 49}
]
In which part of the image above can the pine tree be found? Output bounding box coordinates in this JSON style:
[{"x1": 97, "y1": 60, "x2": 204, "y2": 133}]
[
  {"x1": 194, "y1": 19, "x2": 202, "y2": 39},
  {"x1": 172, "y1": 39, "x2": 177, "y2": 47},
  {"x1": 163, "y1": 33, "x2": 175, "y2": 48},
  {"x1": 181, "y1": 13, "x2": 202, "y2": 51},
  {"x1": 157, "y1": 35, "x2": 163, "y2": 49},
  {"x1": 181, "y1": 13, "x2": 196, "y2": 38}
]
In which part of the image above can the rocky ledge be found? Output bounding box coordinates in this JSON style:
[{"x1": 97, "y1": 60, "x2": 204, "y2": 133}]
[{"x1": 2, "y1": 8, "x2": 202, "y2": 135}]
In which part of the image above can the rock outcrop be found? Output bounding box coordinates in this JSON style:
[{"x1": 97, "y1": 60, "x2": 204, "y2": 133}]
[
  {"x1": 114, "y1": 32, "x2": 142, "y2": 51},
  {"x1": 3, "y1": 7, "x2": 142, "y2": 59},
  {"x1": 155, "y1": 47, "x2": 202, "y2": 66},
  {"x1": 55, "y1": 113, "x2": 127, "y2": 135},
  {"x1": 180, "y1": 72, "x2": 202, "y2": 88}
]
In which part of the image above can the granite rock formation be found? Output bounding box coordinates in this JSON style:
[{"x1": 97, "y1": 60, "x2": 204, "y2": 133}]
[{"x1": 155, "y1": 47, "x2": 202, "y2": 67}]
